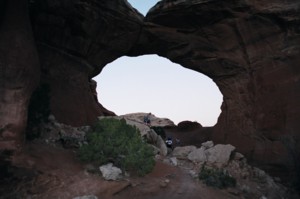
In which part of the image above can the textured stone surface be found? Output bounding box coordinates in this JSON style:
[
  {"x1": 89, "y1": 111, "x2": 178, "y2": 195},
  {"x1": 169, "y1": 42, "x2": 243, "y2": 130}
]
[
  {"x1": 205, "y1": 144, "x2": 236, "y2": 168},
  {"x1": 99, "y1": 163, "x2": 122, "y2": 181},
  {"x1": 131, "y1": 0, "x2": 300, "y2": 178},
  {"x1": 172, "y1": 145, "x2": 197, "y2": 159},
  {"x1": 188, "y1": 147, "x2": 207, "y2": 163},
  {"x1": 120, "y1": 113, "x2": 175, "y2": 127},
  {"x1": 0, "y1": 0, "x2": 299, "y2": 181},
  {"x1": 201, "y1": 141, "x2": 214, "y2": 149},
  {"x1": 29, "y1": 0, "x2": 141, "y2": 125},
  {"x1": 0, "y1": 0, "x2": 40, "y2": 152}
]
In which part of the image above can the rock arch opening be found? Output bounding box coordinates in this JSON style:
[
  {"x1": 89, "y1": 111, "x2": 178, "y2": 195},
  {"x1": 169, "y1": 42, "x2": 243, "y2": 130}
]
[
  {"x1": 94, "y1": 55, "x2": 223, "y2": 126},
  {"x1": 127, "y1": 0, "x2": 160, "y2": 16}
]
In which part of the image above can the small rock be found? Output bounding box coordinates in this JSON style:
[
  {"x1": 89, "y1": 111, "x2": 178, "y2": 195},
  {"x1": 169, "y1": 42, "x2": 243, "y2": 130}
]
[
  {"x1": 169, "y1": 157, "x2": 178, "y2": 166},
  {"x1": 253, "y1": 167, "x2": 267, "y2": 182},
  {"x1": 155, "y1": 154, "x2": 163, "y2": 160},
  {"x1": 201, "y1": 141, "x2": 214, "y2": 149},
  {"x1": 233, "y1": 152, "x2": 244, "y2": 160},
  {"x1": 227, "y1": 188, "x2": 240, "y2": 196},
  {"x1": 99, "y1": 163, "x2": 122, "y2": 181},
  {"x1": 48, "y1": 114, "x2": 56, "y2": 123},
  {"x1": 189, "y1": 170, "x2": 198, "y2": 178},
  {"x1": 160, "y1": 179, "x2": 170, "y2": 188}
]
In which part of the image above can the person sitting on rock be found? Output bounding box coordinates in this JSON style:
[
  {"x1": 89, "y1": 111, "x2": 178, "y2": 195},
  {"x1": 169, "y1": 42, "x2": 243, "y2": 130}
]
[
  {"x1": 165, "y1": 137, "x2": 173, "y2": 150},
  {"x1": 143, "y1": 113, "x2": 151, "y2": 126}
]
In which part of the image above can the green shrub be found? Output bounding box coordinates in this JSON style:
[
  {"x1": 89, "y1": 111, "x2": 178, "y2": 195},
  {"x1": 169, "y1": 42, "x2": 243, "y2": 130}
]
[
  {"x1": 199, "y1": 166, "x2": 236, "y2": 189},
  {"x1": 78, "y1": 118, "x2": 155, "y2": 176}
]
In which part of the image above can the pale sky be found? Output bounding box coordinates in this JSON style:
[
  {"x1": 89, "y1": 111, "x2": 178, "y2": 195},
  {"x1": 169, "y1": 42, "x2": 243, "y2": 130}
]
[{"x1": 93, "y1": 0, "x2": 223, "y2": 126}]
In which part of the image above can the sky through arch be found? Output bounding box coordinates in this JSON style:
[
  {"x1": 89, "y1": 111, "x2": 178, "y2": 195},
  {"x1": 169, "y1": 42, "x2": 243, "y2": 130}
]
[
  {"x1": 94, "y1": 1, "x2": 223, "y2": 126},
  {"x1": 127, "y1": 0, "x2": 160, "y2": 16},
  {"x1": 94, "y1": 55, "x2": 222, "y2": 126}
]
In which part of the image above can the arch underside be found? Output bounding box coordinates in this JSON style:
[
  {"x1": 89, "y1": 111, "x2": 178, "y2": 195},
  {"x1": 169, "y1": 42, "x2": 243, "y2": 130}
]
[{"x1": 0, "y1": 0, "x2": 299, "y2": 179}]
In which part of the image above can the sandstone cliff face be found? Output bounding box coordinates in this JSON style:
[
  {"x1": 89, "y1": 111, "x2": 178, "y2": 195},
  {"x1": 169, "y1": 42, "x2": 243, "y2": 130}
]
[
  {"x1": 30, "y1": 0, "x2": 143, "y2": 125},
  {"x1": 0, "y1": 0, "x2": 40, "y2": 153},
  {"x1": 0, "y1": 0, "x2": 299, "y2": 181}
]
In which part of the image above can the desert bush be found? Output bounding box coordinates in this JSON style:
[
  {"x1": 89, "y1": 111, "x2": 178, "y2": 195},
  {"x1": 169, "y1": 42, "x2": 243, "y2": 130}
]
[
  {"x1": 78, "y1": 118, "x2": 155, "y2": 176},
  {"x1": 199, "y1": 166, "x2": 236, "y2": 189}
]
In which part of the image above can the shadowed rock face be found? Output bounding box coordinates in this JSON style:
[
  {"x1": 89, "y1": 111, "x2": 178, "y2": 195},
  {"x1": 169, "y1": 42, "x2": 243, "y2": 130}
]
[
  {"x1": 0, "y1": 0, "x2": 299, "y2": 180},
  {"x1": 0, "y1": 0, "x2": 40, "y2": 153},
  {"x1": 133, "y1": 0, "x2": 300, "y2": 178},
  {"x1": 30, "y1": 0, "x2": 142, "y2": 125}
]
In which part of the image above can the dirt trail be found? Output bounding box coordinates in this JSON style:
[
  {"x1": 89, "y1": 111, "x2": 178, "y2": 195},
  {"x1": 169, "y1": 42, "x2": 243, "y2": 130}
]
[
  {"x1": 114, "y1": 160, "x2": 236, "y2": 199},
  {"x1": 0, "y1": 141, "x2": 239, "y2": 199}
]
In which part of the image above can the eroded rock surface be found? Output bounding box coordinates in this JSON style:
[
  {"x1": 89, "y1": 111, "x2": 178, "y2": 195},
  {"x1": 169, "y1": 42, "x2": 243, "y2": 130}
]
[
  {"x1": 0, "y1": 0, "x2": 40, "y2": 152},
  {"x1": 132, "y1": 0, "x2": 300, "y2": 179},
  {"x1": 0, "y1": 0, "x2": 299, "y2": 185}
]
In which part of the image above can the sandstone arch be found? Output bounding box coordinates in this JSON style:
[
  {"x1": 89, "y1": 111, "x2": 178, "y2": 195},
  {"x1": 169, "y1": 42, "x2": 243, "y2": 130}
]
[
  {"x1": 0, "y1": 0, "x2": 299, "y2": 181},
  {"x1": 130, "y1": 0, "x2": 300, "y2": 178}
]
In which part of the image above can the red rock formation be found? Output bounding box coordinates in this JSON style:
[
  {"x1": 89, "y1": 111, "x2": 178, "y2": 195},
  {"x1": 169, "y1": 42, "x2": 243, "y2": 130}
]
[
  {"x1": 0, "y1": 0, "x2": 299, "y2": 182},
  {"x1": 129, "y1": 0, "x2": 300, "y2": 178},
  {"x1": 0, "y1": 0, "x2": 40, "y2": 153},
  {"x1": 30, "y1": 0, "x2": 142, "y2": 125}
]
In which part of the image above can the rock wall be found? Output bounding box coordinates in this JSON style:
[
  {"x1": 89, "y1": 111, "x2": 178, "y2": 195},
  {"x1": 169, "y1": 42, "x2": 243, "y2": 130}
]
[
  {"x1": 0, "y1": 0, "x2": 299, "y2": 180},
  {"x1": 0, "y1": 0, "x2": 40, "y2": 153},
  {"x1": 129, "y1": 0, "x2": 300, "y2": 177},
  {"x1": 30, "y1": 0, "x2": 143, "y2": 125}
]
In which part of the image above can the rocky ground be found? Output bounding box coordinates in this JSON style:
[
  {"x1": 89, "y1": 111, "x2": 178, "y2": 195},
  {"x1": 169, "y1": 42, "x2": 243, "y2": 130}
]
[{"x1": 0, "y1": 113, "x2": 299, "y2": 199}]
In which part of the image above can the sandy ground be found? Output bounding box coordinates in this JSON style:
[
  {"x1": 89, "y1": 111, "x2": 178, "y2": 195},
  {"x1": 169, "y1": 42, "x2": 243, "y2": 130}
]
[{"x1": 0, "y1": 141, "x2": 239, "y2": 199}]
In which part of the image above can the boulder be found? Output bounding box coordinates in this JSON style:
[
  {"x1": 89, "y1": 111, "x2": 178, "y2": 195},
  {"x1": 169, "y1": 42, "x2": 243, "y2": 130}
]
[
  {"x1": 201, "y1": 141, "x2": 214, "y2": 149},
  {"x1": 187, "y1": 147, "x2": 207, "y2": 163},
  {"x1": 205, "y1": 144, "x2": 235, "y2": 168},
  {"x1": 233, "y1": 152, "x2": 245, "y2": 161},
  {"x1": 172, "y1": 146, "x2": 197, "y2": 159},
  {"x1": 99, "y1": 163, "x2": 122, "y2": 181},
  {"x1": 146, "y1": 129, "x2": 168, "y2": 156}
]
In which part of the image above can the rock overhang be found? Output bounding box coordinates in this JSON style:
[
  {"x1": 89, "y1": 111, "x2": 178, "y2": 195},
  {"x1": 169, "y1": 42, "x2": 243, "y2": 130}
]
[{"x1": 0, "y1": 0, "x2": 299, "y2": 183}]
